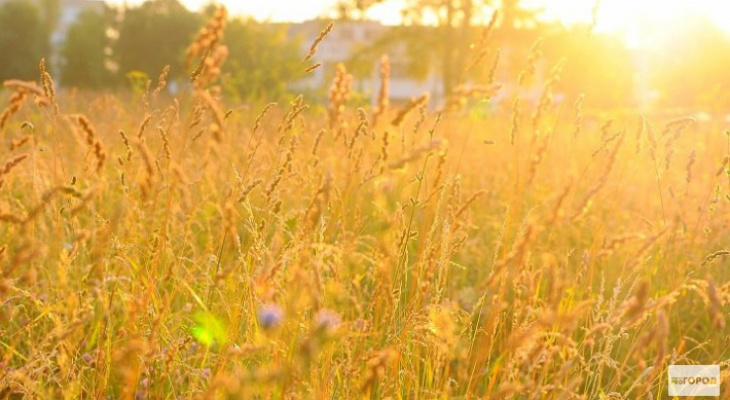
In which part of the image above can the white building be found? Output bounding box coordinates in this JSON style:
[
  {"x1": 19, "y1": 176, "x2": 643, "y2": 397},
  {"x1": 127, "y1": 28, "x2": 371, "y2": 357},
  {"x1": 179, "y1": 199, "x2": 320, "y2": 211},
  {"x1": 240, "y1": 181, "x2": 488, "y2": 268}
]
[
  {"x1": 288, "y1": 19, "x2": 444, "y2": 105},
  {"x1": 50, "y1": 0, "x2": 106, "y2": 52}
]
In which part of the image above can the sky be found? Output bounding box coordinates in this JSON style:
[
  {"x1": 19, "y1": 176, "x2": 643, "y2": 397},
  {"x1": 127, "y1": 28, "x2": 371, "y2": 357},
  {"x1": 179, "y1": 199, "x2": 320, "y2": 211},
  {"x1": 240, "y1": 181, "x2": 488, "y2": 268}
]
[
  {"x1": 179, "y1": 0, "x2": 339, "y2": 22},
  {"x1": 114, "y1": 0, "x2": 730, "y2": 39},
  {"x1": 183, "y1": 0, "x2": 730, "y2": 31}
]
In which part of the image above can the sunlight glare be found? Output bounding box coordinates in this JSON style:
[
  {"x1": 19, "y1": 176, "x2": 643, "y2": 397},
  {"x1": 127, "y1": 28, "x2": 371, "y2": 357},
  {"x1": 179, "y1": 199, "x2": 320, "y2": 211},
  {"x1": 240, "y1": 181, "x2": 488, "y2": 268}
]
[
  {"x1": 530, "y1": 0, "x2": 730, "y2": 42},
  {"x1": 133, "y1": 0, "x2": 730, "y2": 46}
]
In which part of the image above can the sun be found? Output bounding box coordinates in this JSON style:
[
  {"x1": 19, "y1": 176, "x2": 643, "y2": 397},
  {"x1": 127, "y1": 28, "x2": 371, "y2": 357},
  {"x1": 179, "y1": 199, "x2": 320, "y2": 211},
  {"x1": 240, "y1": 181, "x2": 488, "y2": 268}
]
[{"x1": 530, "y1": 0, "x2": 730, "y2": 46}]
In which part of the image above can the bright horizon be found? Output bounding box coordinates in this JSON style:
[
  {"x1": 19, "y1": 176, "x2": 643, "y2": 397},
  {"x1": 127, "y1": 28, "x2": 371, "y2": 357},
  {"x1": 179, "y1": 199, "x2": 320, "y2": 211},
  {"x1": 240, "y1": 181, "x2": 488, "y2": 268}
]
[
  {"x1": 106, "y1": 0, "x2": 730, "y2": 49},
  {"x1": 109, "y1": 0, "x2": 730, "y2": 28}
]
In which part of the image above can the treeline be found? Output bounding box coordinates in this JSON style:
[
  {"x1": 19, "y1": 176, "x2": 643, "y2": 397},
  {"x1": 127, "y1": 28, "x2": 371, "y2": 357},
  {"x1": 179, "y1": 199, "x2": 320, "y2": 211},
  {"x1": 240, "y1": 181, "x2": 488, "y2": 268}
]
[
  {"x1": 2, "y1": 0, "x2": 729, "y2": 109},
  {"x1": 0, "y1": 0, "x2": 302, "y2": 100},
  {"x1": 339, "y1": 0, "x2": 730, "y2": 110}
]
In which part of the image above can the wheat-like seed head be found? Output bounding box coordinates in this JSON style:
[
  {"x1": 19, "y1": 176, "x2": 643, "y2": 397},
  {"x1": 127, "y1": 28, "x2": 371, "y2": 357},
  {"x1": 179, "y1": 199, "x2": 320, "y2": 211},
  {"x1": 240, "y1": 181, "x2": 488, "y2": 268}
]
[{"x1": 303, "y1": 21, "x2": 334, "y2": 62}]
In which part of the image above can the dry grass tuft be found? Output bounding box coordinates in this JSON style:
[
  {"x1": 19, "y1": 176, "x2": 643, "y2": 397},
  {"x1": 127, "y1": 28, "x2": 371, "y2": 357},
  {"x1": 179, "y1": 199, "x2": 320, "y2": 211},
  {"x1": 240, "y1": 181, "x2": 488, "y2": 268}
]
[{"x1": 0, "y1": 9, "x2": 729, "y2": 400}]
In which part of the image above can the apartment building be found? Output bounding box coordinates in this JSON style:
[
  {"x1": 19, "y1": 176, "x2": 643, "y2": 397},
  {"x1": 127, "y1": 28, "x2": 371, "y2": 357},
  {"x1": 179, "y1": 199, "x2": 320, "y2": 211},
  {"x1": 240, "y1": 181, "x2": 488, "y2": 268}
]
[{"x1": 288, "y1": 19, "x2": 445, "y2": 105}]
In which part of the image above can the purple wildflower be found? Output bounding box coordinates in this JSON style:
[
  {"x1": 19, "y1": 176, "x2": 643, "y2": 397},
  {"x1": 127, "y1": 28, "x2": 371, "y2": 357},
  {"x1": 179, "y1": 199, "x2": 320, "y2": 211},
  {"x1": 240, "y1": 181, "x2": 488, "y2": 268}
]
[{"x1": 257, "y1": 304, "x2": 284, "y2": 329}]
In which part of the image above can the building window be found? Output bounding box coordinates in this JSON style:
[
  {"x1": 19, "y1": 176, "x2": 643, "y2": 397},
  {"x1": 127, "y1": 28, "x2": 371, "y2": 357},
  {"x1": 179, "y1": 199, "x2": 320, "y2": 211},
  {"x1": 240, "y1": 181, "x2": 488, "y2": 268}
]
[{"x1": 339, "y1": 28, "x2": 354, "y2": 41}]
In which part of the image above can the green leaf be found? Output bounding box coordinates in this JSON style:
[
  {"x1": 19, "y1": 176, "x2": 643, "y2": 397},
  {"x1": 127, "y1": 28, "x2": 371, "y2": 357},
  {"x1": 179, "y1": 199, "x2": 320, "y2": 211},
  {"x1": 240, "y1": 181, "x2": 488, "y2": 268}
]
[
  {"x1": 126, "y1": 70, "x2": 150, "y2": 95},
  {"x1": 191, "y1": 312, "x2": 227, "y2": 348}
]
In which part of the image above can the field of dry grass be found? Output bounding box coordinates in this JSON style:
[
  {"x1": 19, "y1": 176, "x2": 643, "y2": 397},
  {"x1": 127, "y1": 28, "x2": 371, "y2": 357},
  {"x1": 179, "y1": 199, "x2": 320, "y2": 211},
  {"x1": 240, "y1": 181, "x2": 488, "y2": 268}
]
[{"x1": 1, "y1": 8, "x2": 730, "y2": 400}]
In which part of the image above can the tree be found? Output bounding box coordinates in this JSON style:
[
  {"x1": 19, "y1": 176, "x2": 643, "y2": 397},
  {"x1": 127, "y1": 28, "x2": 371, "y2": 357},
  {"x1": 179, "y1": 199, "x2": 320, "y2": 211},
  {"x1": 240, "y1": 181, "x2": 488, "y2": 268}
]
[
  {"x1": 40, "y1": 0, "x2": 61, "y2": 37},
  {"x1": 222, "y1": 18, "x2": 301, "y2": 100},
  {"x1": 115, "y1": 0, "x2": 202, "y2": 81},
  {"x1": 337, "y1": 0, "x2": 542, "y2": 97},
  {"x1": 425, "y1": 0, "x2": 489, "y2": 96},
  {"x1": 60, "y1": 7, "x2": 116, "y2": 89},
  {"x1": 500, "y1": 0, "x2": 541, "y2": 30},
  {"x1": 332, "y1": 0, "x2": 386, "y2": 20},
  {"x1": 0, "y1": 0, "x2": 49, "y2": 81}
]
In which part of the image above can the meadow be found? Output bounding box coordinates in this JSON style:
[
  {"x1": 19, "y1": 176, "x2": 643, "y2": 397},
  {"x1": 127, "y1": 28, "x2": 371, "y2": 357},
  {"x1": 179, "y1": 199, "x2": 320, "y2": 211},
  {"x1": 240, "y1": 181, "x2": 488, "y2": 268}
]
[{"x1": 1, "y1": 7, "x2": 730, "y2": 400}]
